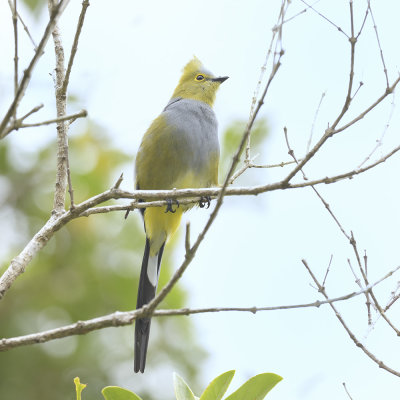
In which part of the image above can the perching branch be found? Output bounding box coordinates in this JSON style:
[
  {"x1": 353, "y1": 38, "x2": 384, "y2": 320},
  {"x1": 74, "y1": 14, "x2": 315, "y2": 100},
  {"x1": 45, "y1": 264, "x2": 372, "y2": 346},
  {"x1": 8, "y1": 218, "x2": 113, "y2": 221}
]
[{"x1": 1, "y1": 140, "x2": 399, "y2": 301}]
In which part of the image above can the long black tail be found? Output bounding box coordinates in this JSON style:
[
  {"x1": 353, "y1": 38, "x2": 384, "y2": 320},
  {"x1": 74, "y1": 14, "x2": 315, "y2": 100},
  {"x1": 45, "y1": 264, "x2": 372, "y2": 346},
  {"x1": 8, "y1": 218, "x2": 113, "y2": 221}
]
[{"x1": 134, "y1": 238, "x2": 165, "y2": 373}]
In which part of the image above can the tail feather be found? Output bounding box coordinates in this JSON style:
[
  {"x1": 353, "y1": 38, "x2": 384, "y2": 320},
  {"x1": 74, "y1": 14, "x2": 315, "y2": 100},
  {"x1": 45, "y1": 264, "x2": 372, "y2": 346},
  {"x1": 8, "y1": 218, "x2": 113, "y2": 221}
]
[{"x1": 134, "y1": 238, "x2": 165, "y2": 373}]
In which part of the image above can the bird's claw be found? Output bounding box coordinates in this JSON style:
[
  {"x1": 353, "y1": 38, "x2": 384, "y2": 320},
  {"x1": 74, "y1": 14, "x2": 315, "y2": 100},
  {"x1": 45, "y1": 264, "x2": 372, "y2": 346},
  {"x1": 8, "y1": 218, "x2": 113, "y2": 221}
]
[
  {"x1": 165, "y1": 198, "x2": 179, "y2": 213},
  {"x1": 199, "y1": 196, "x2": 211, "y2": 209}
]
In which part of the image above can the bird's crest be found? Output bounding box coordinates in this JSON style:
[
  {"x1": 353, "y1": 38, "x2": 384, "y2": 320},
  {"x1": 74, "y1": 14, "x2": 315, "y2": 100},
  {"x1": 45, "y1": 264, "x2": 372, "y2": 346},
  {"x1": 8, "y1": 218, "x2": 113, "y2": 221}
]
[{"x1": 181, "y1": 56, "x2": 203, "y2": 78}]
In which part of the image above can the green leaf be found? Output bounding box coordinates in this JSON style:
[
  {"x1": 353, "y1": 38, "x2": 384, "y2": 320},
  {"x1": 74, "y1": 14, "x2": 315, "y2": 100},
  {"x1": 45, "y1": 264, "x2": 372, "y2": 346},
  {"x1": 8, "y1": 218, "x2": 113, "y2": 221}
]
[
  {"x1": 199, "y1": 370, "x2": 235, "y2": 400},
  {"x1": 74, "y1": 377, "x2": 86, "y2": 400},
  {"x1": 225, "y1": 373, "x2": 282, "y2": 400},
  {"x1": 102, "y1": 386, "x2": 143, "y2": 400},
  {"x1": 174, "y1": 372, "x2": 197, "y2": 400}
]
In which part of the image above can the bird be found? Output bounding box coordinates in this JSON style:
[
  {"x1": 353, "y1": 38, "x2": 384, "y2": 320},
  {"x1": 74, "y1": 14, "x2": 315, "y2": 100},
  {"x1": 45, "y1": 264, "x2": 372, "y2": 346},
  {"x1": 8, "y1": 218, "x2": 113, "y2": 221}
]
[{"x1": 133, "y1": 56, "x2": 228, "y2": 373}]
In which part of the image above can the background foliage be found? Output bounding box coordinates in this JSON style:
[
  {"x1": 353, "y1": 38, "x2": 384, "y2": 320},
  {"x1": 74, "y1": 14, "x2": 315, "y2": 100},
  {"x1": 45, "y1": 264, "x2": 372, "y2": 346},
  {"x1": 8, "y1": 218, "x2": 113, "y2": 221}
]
[{"x1": 0, "y1": 124, "x2": 206, "y2": 399}]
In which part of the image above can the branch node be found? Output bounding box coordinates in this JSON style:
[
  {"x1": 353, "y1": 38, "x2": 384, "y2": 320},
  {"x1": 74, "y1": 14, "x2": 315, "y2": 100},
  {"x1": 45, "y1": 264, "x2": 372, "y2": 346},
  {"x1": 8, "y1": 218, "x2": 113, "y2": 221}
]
[{"x1": 349, "y1": 36, "x2": 357, "y2": 44}]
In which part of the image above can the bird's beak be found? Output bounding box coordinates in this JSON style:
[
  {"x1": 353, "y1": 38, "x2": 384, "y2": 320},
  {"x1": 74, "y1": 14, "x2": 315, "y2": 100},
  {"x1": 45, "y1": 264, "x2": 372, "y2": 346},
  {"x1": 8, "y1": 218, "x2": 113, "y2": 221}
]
[{"x1": 212, "y1": 76, "x2": 229, "y2": 83}]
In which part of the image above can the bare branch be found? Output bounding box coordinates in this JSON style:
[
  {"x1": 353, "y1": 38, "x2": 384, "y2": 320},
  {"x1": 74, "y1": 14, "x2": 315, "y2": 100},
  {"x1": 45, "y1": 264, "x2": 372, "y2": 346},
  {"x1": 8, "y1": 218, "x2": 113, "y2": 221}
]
[
  {"x1": 349, "y1": 233, "x2": 400, "y2": 336},
  {"x1": 283, "y1": 75, "x2": 400, "y2": 183},
  {"x1": 302, "y1": 260, "x2": 400, "y2": 378},
  {"x1": 185, "y1": 222, "x2": 191, "y2": 255},
  {"x1": 18, "y1": 103, "x2": 44, "y2": 121},
  {"x1": 2, "y1": 109, "x2": 87, "y2": 137},
  {"x1": 285, "y1": 123, "x2": 376, "y2": 321},
  {"x1": 1, "y1": 264, "x2": 398, "y2": 352},
  {"x1": 48, "y1": 0, "x2": 70, "y2": 213},
  {"x1": 0, "y1": 0, "x2": 70, "y2": 137},
  {"x1": 357, "y1": 93, "x2": 395, "y2": 168},
  {"x1": 342, "y1": 382, "x2": 354, "y2": 400},
  {"x1": 330, "y1": 1, "x2": 356, "y2": 130},
  {"x1": 306, "y1": 91, "x2": 325, "y2": 153},
  {"x1": 0, "y1": 215, "x2": 63, "y2": 299},
  {"x1": 8, "y1": 0, "x2": 18, "y2": 121},
  {"x1": 384, "y1": 281, "x2": 400, "y2": 312},
  {"x1": 62, "y1": 0, "x2": 90, "y2": 94},
  {"x1": 334, "y1": 76, "x2": 400, "y2": 135},
  {"x1": 368, "y1": 1, "x2": 389, "y2": 88},
  {"x1": 11, "y1": 2, "x2": 38, "y2": 50},
  {"x1": 356, "y1": 2, "x2": 369, "y2": 39},
  {"x1": 48, "y1": 0, "x2": 89, "y2": 212},
  {"x1": 299, "y1": 0, "x2": 349, "y2": 38},
  {"x1": 229, "y1": 157, "x2": 297, "y2": 185},
  {"x1": 246, "y1": 0, "x2": 288, "y2": 162},
  {"x1": 322, "y1": 254, "x2": 333, "y2": 288},
  {"x1": 112, "y1": 173, "x2": 124, "y2": 190}
]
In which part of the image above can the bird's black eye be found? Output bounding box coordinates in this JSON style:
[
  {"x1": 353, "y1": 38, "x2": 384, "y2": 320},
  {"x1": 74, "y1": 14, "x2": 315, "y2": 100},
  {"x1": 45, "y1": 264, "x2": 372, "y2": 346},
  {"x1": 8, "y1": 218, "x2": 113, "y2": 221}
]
[{"x1": 195, "y1": 74, "x2": 205, "y2": 81}]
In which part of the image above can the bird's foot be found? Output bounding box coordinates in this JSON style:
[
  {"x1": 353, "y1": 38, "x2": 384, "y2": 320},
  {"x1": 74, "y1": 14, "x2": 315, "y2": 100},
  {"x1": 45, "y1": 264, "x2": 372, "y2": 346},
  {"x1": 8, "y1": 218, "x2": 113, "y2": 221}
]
[
  {"x1": 165, "y1": 198, "x2": 179, "y2": 213},
  {"x1": 199, "y1": 196, "x2": 211, "y2": 209}
]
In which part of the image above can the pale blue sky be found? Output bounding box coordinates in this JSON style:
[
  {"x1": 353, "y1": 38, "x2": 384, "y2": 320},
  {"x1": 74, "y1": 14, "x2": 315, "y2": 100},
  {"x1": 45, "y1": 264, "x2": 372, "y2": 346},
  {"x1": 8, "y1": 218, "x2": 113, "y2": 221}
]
[{"x1": 1, "y1": 1, "x2": 400, "y2": 399}]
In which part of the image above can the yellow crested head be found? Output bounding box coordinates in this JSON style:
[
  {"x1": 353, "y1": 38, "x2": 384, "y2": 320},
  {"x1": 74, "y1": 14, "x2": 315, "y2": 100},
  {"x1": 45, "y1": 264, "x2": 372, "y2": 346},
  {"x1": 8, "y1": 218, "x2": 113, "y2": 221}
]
[
  {"x1": 182, "y1": 56, "x2": 203, "y2": 77},
  {"x1": 171, "y1": 57, "x2": 228, "y2": 107}
]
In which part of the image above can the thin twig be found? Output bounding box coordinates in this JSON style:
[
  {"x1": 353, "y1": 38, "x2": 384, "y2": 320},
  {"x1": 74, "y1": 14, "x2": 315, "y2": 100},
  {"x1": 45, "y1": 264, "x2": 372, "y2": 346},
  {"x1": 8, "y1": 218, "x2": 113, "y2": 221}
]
[
  {"x1": 112, "y1": 173, "x2": 124, "y2": 189},
  {"x1": 349, "y1": 232, "x2": 400, "y2": 335},
  {"x1": 24, "y1": 110, "x2": 87, "y2": 128},
  {"x1": 185, "y1": 222, "x2": 191, "y2": 255},
  {"x1": 384, "y1": 281, "x2": 400, "y2": 312},
  {"x1": 299, "y1": 0, "x2": 349, "y2": 38},
  {"x1": 322, "y1": 254, "x2": 333, "y2": 288},
  {"x1": 334, "y1": 76, "x2": 400, "y2": 135},
  {"x1": 306, "y1": 91, "x2": 325, "y2": 153},
  {"x1": 12, "y1": 3, "x2": 38, "y2": 50},
  {"x1": 19, "y1": 103, "x2": 44, "y2": 121},
  {"x1": 356, "y1": 2, "x2": 369, "y2": 39},
  {"x1": 330, "y1": 0, "x2": 356, "y2": 130},
  {"x1": 3, "y1": 109, "x2": 87, "y2": 137},
  {"x1": 342, "y1": 382, "x2": 354, "y2": 400},
  {"x1": 0, "y1": 0, "x2": 70, "y2": 138},
  {"x1": 364, "y1": 250, "x2": 371, "y2": 324},
  {"x1": 246, "y1": 0, "x2": 289, "y2": 162},
  {"x1": 61, "y1": 0, "x2": 90, "y2": 94},
  {"x1": 229, "y1": 158, "x2": 298, "y2": 184},
  {"x1": 357, "y1": 93, "x2": 396, "y2": 169},
  {"x1": 9, "y1": 0, "x2": 18, "y2": 121},
  {"x1": 368, "y1": 1, "x2": 389, "y2": 88},
  {"x1": 347, "y1": 258, "x2": 363, "y2": 291}
]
